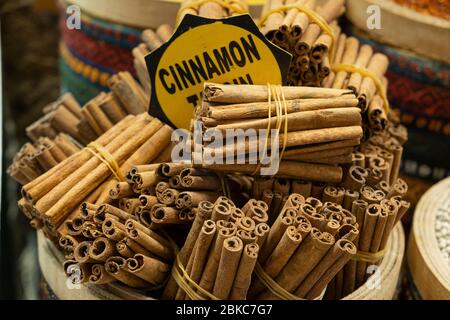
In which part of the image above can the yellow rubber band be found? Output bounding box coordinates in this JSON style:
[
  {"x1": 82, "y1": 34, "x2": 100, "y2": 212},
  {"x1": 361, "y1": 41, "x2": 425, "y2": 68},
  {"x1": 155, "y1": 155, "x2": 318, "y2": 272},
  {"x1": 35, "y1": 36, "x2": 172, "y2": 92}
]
[
  {"x1": 258, "y1": 4, "x2": 335, "y2": 61},
  {"x1": 351, "y1": 248, "x2": 386, "y2": 263},
  {"x1": 252, "y1": 84, "x2": 273, "y2": 175},
  {"x1": 254, "y1": 262, "x2": 325, "y2": 300},
  {"x1": 255, "y1": 262, "x2": 303, "y2": 300},
  {"x1": 332, "y1": 63, "x2": 390, "y2": 113},
  {"x1": 176, "y1": 0, "x2": 248, "y2": 25},
  {"x1": 85, "y1": 142, "x2": 125, "y2": 182},
  {"x1": 161, "y1": 229, "x2": 220, "y2": 300},
  {"x1": 252, "y1": 84, "x2": 289, "y2": 176},
  {"x1": 277, "y1": 85, "x2": 289, "y2": 160}
]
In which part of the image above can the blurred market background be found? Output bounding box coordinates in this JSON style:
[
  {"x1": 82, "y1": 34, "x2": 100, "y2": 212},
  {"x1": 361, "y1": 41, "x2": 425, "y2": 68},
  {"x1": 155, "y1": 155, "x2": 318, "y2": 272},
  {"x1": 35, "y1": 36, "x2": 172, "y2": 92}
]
[{"x1": 1, "y1": 0, "x2": 449, "y2": 299}]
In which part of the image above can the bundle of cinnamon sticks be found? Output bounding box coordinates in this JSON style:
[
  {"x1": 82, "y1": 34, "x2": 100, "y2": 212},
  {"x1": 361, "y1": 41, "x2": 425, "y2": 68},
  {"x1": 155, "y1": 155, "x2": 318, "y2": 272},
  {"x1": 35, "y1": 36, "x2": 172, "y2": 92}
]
[
  {"x1": 195, "y1": 82, "x2": 363, "y2": 182},
  {"x1": 25, "y1": 72, "x2": 149, "y2": 146},
  {"x1": 18, "y1": 114, "x2": 173, "y2": 238},
  {"x1": 247, "y1": 193, "x2": 358, "y2": 299},
  {"x1": 163, "y1": 196, "x2": 269, "y2": 300},
  {"x1": 249, "y1": 121, "x2": 409, "y2": 298},
  {"x1": 7, "y1": 133, "x2": 81, "y2": 185},
  {"x1": 61, "y1": 198, "x2": 174, "y2": 289},
  {"x1": 133, "y1": 24, "x2": 174, "y2": 96},
  {"x1": 26, "y1": 92, "x2": 88, "y2": 144},
  {"x1": 108, "y1": 162, "x2": 253, "y2": 230},
  {"x1": 259, "y1": 0, "x2": 345, "y2": 86},
  {"x1": 323, "y1": 33, "x2": 391, "y2": 137}
]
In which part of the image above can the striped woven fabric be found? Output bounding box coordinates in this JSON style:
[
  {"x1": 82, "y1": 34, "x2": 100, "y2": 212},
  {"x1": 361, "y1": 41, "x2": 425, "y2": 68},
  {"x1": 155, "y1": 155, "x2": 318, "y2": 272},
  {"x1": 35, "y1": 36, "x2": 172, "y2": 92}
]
[{"x1": 59, "y1": 1, "x2": 143, "y2": 103}]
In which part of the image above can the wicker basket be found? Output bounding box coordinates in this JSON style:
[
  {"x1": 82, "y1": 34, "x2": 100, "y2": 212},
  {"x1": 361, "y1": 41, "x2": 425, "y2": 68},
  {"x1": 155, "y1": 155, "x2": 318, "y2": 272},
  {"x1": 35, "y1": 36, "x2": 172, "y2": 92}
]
[{"x1": 407, "y1": 177, "x2": 450, "y2": 300}]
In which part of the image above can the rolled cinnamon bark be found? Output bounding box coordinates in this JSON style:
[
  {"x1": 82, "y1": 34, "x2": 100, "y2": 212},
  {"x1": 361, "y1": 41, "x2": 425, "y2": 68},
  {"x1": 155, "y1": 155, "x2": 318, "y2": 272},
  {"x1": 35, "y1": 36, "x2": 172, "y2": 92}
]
[
  {"x1": 388, "y1": 178, "x2": 408, "y2": 198},
  {"x1": 88, "y1": 237, "x2": 116, "y2": 262},
  {"x1": 368, "y1": 95, "x2": 388, "y2": 131},
  {"x1": 109, "y1": 182, "x2": 135, "y2": 199},
  {"x1": 342, "y1": 165, "x2": 367, "y2": 190},
  {"x1": 74, "y1": 241, "x2": 95, "y2": 263},
  {"x1": 229, "y1": 243, "x2": 259, "y2": 300},
  {"x1": 198, "y1": 224, "x2": 237, "y2": 293},
  {"x1": 204, "y1": 83, "x2": 354, "y2": 104},
  {"x1": 123, "y1": 198, "x2": 141, "y2": 214},
  {"x1": 261, "y1": 189, "x2": 274, "y2": 211},
  {"x1": 229, "y1": 207, "x2": 245, "y2": 224},
  {"x1": 158, "y1": 188, "x2": 180, "y2": 206},
  {"x1": 247, "y1": 206, "x2": 269, "y2": 224},
  {"x1": 42, "y1": 118, "x2": 164, "y2": 228},
  {"x1": 213, "y1": 236, "x2": 244, "y2": 299},
  {"x1": 212, "y1": 107, "x2": 361, "y2": 133},
  {"x1": 142, "y1": 29, "x2": 163, "y2": 51},
  {"x1": 177, "y1": 191, "x2": 219, "y2": 209},
  {"x1": 255, "y1": 223, "x2": 270, "y2": 247},
  {"x1": 322, "y1": 186, "x2": 345, "y2": 205},
  {"x1": 214, "y1": 126, "x2": 362, "y2": 158},
  {"x1": 378, "y1": 199, "x2": 398, "y2": 250},
  {"x1": 105, "y1": 256, "x2": 149, "y2": 288},
  {"x1": 342, "y1": 189, "x2": 360, "y2": 211},
  {"x1": 355, "y1": 204, "x2": 381, "y2": 286},
  {"x1": 162, "y1": 201, "x2": 213, "y2": 299},
  {"x1": 242, "y1": 199, "x2": 259, "y2": 215},
  {"x1": 116, "y1": 240, "x2": 135, "y2": 258},
  {"x1": 395, "y1": 200, "x2": 410, "y2": 225},
  {"x1": 259, "y1": 207, "x2": 297, "y2": 263},
  {"x1": 304, "y1": 240, "x2": 357, "y2": 299},
  {"x1": 202, "y1": 160, "x2": 343, "y2": 183},
  {"x1": 250, "y1": 226, "x2": 302, "y2": 297},
  {"x1": 152, "y1": 207, "x2": 184, "y2": 225},
  {"x1": 89, "y1": 264, "x2": 115, "y2": 284},
  {"x1": 237, "y1": 229, "x2": 257, "y2": 245},
  {"x1": 108, "y1": 72, "x2": 147, "y2": 115},
  {"x1": 180, "y1": 219, "x2": 217, "y2": 298},
  {"x1": 204, "y1": 96, "x2": 359, "y2": 121},
  {"x1": 300, "y1": 203, "x2": 325, "y2": 228},
  {"x1": 127, "y1": 254, "x2": 170, "y2": 285},
  {"x1": 98, "y1": 92, "x2": 128, "y2": 123},
  {"x1": 360, "y1": 185, "x2": 386, "y2": 204},
  {"x1": 121, "y1": 124, "x2": 173, "y2": 173},
  {"x1": 26, "y1": 115, "x2": 141, "y2": 203},
  {"x1": 157, "y1": 163, "x2": 191, "y2": 177},
  {"x1": 283, "y1": 146, "x2": 353, "y2": 161},
  {"x1": 295, "y1": 239, "x2": 356, "y2": 298},
  {"x1": 332, "y1": 37, "x2": 360, "y2": 89},
  {"x1": 123, "y1": 237, "x2": 152, "y2": 256},
  {"x1": 126, "y1": 225, "x2": 173, "y2": 261},
  {"x1": 98, "y1": 204, "x2": 135, "y2": 222},
  {"x1": 338, "y1": 224, "x2": 359, "y2": 243},
  {"x1": 181, "y1": 175, "x2": 222, "y2": 190},
  {"x1": 359, "y1": 53, "x2": 389, "y2": 105},
  {"x1": 347, "y1": 44, "x2": 374, "y2": 93},
  {"x1": 281, "y1": 193, "x2": 305, "y2": 211},
  {"x1": 252, "y1": 177, "x2": 274, "y2": 199},
  {"x1": 258, "y1": 228, "x2": 335, "y2": 298},
  {"x1": 65, "y1": 262, "x2": 91, "y2": 284},
  {"x1": 237, "y1": 216, "x2": 256, "y2": 232}
]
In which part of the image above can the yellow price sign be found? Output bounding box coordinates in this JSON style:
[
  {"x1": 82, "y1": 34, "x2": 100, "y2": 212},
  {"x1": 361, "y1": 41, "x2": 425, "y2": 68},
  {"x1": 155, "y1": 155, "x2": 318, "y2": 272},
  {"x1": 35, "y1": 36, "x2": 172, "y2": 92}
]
[{"x1": 146, "y1": 14, "x2": 291, "y2": 129}]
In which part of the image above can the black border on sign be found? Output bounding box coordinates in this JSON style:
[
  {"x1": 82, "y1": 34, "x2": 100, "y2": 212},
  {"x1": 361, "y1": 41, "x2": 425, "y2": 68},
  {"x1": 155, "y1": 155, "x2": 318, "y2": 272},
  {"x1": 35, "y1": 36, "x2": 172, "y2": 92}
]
[{"x1": 145, "y1": 14, "x2": 292, "y2": 129}]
